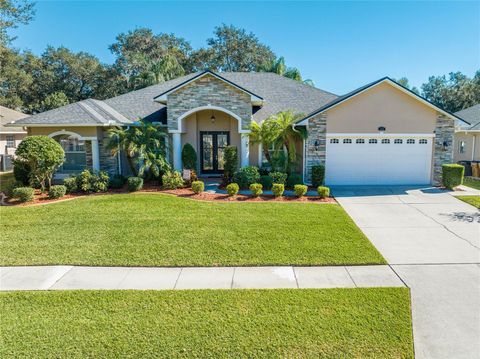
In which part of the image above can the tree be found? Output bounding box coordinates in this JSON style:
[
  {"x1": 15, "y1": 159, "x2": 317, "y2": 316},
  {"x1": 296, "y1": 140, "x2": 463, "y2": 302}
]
[
  {"x1": 0, "y1": 0, "x2": 35, "y2": 45},
  {"x1": 107, "y1": 120, "x2": 170, "y2": 178},
  {"x1": 249, "y1": 119, "x2": 281, "y2": 165},
  {"x1": 393, "y1": 77, "x2": 419, "y2": 94},
  {"x1": 266, "y1": 56, "x2": 314, "y2": 86},
  {"x1": 14, "y1": 136, "x2": 64, "y2": 191},
  {"x1": 39, "y1": 91, "x2": 69, "y2": 112},
  {"x1": 0, "y1": 45, "x2": 32, "y2": 109},
  {"x1": 181, "y1": 143, "x2": 197, "y2": 170}
]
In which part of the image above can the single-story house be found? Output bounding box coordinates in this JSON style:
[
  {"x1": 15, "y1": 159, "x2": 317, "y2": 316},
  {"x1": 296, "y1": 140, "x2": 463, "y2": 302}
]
[
  {"x1": 8, "y1": 70, "x2": 466, "y2": 185},
  {"x1": 0, "y1": 105, "x2": 28, "y2": 171},
  {"x1": 454, "y1": 104, "x2": 480, "y2": 165}
]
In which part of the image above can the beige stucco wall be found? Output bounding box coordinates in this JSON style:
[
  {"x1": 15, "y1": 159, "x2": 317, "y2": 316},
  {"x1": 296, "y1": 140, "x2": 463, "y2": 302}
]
[
  {"x1": 28, "y1": 126, "x2": 100, "y2": 138},
  {"x1": 454, "y1": 132, "x2": 480, "y2": 162},
  {"x1": 0, "y1": 133, "x2": 26, "y2": 155},
  {"x1": 326, "y1": 82, "x2": 437, "y2": 134}
]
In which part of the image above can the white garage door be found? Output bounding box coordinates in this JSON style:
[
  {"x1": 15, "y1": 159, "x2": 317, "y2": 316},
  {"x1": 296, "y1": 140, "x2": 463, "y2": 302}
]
[{"x1": 325, "y1": 135, "x2": 433, "y2": 185}]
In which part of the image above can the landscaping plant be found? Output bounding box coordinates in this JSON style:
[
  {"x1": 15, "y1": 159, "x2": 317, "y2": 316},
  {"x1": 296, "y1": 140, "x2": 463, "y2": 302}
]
[
  {"x1": 223, "y1": 146, "x2": 238, "y2": 184},
  {"x1": 127, "y1": 176, "x2": 143, "y2": 192},
  {"x1": 182, "y1": 143, "x2": 197, "y2": 170},
  {"x1": 162, "y1": 171, "x2": 184, "y2": 189},
  {"x1": 48, "y1": 185, "x2": 67, "y2": 199},
  {"x1": 269, "y1": 171, "x2": 287, "y2": 185},
  {"x1": 63, "y1": 177, "x2": 78, "y2": 194},
  {"x1": 317, "y1": 186, "x2": 330, "y2": 199},
  {"x1": 272, "y1": 183, "x2": 284, "y2": 197},
  {"x1": 249, "y1": 183, "x2": 263, "y2": 197},
  {"x1": 109, "y1": 175, "x2": 126, "y2": 189},
  {"x1": 76, "y1": 170, "x2": 109, "y2": 193},
  {"x1": 191, "y1": 181, "x2": 204, "y2": 194},
  {"x1": 12, "y1": 187, "x2": 35, "y2": 203},
  {"x1": 226, "y1": 183, "x2": 239, "y2": 196},
  {"x1": 12, "y1": 160, "x2": 30, "y2": 185},
  {"x1": 312, "y1": 165, "x2": 325, "y2": 187},
  {"x1": 234, "y1": 166, "x2": 260, "y2": 189},
  {"x1": 294, "y1": 184, "x2": 308, "y2": 198},
  {"x1": 442, "y1": 164, "x2": 465, "y2": 189},
  {"x1": 286, "y1": 173, "x2": 303, "y2": 189},
  {"x1": 14, "y1": 136, "x2": 64, "y2": 191},
  {"x1": 259, "y1": 175, "x2": 273, "y2": 190}
]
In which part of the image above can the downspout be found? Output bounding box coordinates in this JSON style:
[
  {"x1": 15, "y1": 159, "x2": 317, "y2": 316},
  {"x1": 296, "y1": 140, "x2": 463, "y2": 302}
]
[{"x1": 472, "y1": 134, "x2": 476, "y2": 162}]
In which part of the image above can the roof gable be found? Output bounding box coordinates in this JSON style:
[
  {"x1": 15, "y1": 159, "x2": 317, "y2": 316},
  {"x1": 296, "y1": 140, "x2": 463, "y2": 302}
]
[{"x1": 455, "y1": 104, "x2": 480, "y2": 130}]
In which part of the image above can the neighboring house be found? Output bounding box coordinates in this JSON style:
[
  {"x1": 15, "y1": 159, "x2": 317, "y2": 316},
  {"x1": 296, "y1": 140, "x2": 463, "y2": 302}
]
[
  {"x1": 8, "y1": 70, "x2": 466, "y2": 185},
  {"x1": 0, "y1": 106, "x2": 28, "y2": 171},
  {"x1": 453, "y1": 104, "x2": 480, "y2": 163}
]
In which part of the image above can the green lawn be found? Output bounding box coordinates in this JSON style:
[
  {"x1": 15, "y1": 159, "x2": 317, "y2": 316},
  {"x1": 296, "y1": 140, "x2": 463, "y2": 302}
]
[
  {"x1": 464, "y1": 177, "x2": 480, "y2": 190},
  {"x1": 0, "y1": 171, "x2": 15, "y2": 193},
  {"x1": 0, "y1": 193, "x2": 384, "y2": 266},
  {"x1": 456, "y1": 195, "x2": 480, "y2": 208},
  {"x1": 0, "y1": 288, "x2": 413, "y2": 358}
]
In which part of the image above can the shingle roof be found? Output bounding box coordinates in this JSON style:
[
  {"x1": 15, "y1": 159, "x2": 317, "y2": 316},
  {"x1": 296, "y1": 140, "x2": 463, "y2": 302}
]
[
  {"x1": 0, "y1": 106, "x2": 28, "y2": 133},
  {"x1": 455, "y1": 104, "x2": 480, "y2": 130}
]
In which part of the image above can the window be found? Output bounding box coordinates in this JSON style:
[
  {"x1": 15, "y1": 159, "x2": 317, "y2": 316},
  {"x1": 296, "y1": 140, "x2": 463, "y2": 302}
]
[
  {"x1": 54, "y1": 135, "x2": 87, "y2": 173},
  {"x1": 330, "y1": 138, "x2": 339, "y2": 144},
  {"x1": 419, "y1": 139, "x2": 428, "y2": 144},
  {"x1": 356, "y1": 139, "x2": 365, "y2": 144},
  {"x1": 381, "y1": 139, "x2": 390, "y2": 144},
  {"x1": 459, "y1": 141, "x2": 466, "y2": 154},
  {"x1": 261, "y1": 143, "x2": 278, "y2": 164},
  {"x1": 6, "y1": 135, "x2": 14, "y2": 148},
  {"x1": 343, "y1": 138, "x2": 352, "y2": 144},
  {"x1": 369, "y1": 139, "x2": 377, "y2": 144},
  {"x1": 407, "y1": 139, "x2": 415, "y2": 144},
  {"x1": 394, "y1": 139, "x2": 403, "y2": 144}
]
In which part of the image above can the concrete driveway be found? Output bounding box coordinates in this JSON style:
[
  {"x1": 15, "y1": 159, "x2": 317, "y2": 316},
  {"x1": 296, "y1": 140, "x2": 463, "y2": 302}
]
[{"x1": 333, "y1": 186, "x2": 480, "y2": 359}]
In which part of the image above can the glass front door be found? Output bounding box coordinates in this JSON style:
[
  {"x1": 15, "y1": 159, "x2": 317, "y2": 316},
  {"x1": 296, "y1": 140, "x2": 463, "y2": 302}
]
[{"x1": 200, "y1": 131, "x2": 230, "y2": 174}]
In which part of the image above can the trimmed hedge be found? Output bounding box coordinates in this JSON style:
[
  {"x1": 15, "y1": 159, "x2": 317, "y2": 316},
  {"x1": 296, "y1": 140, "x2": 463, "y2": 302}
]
[
  {"x1": 226, "y1": 183, "x2": 239, "y2": 197},
  {"x1": 234, "y1": 166, "x2": 260, "y2": 189},
  {"x1": 48, "y1": 185, "x2": 67, "y2": 199},
  {"x1": 272, "y1": 183, "x2": 284, "y2": 198},
  {"x1": 63, "y1": 177, "x2": 78, "y2": 193},
  {"x1": 182, "y1": 143, "x2": 197, "y2": 170},
  {"x1": 127, "y1": 177, "x2": 143, "y2": 192},
  {"x1": 317, "y1": 186, "x2": 330, "y2": 199},
  {"x1": 191, "y1": 181, "x2": 204, "y2": 194},
  {"x1": 109, "y1": 175, "x2": 126, "y2": 189},
  {"x1": 312, "y1": 165, "x2": 325, "y2": 187},
  {"x1": 287, "y1": 173, "x2": 303, "y2": 189},
  {"x1": 442, "y1": 164, "x2": 464, "y2": 189},
  {"x1": 259, "y1": 175, "x2": 273, "y2": 190},
  {"x1": 294, "y1": 184, "x2": 308, "y2": 198},
  {"x1": 269, "y1": 172, "x2": 287, "y2": 185},
  {"x1": 12, "y1": 187, "x2": 35, "y2": 203},
  {"x1": 249, "y1": 183, "x2": 263, "y2": 197}
]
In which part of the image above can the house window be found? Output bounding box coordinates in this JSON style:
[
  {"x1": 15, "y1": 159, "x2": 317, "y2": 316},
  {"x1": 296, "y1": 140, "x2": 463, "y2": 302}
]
[
  {"x1": 6, "y1": 135, "x2": 15, "y2": 148},
  {"x1": 369, "y1": 139, "x2": 378, "y2": 144},
  {"x1": 261, "y1": 143, "x2": 277, "y2": 163},
  {"x1": 356, "y1": 139, "x2": 365, "y2": 144},
  {"x1": 54, "y1": 135, "x2": 87, "y2": 173},
  {"x1": 407, "y1": 139, "x2": 415, "y2": 144},
  {"x1": 343, "y1": 138, "x2": 352, "y2": 144},
  {"x1": 419, "y1": 139, "x2": 428, "y2": 144},
  {"x1": 394, "y1": 139, "x2": 403, "y2": 144},
  {"x1": 381, "y1": 139, "x2": 390, "y2": 144},
  {"x1": 459, "y1": 141, "x2": 466, "y2": 154},
  {"x1": 330, "y1": 138, "x2": 339, "y2": 144}
]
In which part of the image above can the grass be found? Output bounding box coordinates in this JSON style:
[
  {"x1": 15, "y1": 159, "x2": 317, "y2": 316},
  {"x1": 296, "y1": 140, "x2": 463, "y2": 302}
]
[
  {"x1": 0, "y1": 193, "x2": 385, "y2": 266},
  {"x1": 0, "y1": 288, "x2": 413, "y2": 358},
  {"x1": 0, "y1": 171, "x2": 15, "y2": 193},
  {"x1": 463, "y1": 177, "x2": 480, "y2": 190},
  {"x1": 456, "y1": 195, "x2": 480, "y2": 208}
]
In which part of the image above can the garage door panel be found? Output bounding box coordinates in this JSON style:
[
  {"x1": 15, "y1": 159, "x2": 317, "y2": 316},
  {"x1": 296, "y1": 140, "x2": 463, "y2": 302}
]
[{"x1": 325, "y1": 137, "x2": 433, "y2": 185}]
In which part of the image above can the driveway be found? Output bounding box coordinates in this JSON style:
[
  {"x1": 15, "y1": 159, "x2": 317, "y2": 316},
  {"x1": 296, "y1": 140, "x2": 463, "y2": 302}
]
[{"x1": 333, "y1": 186, "x2": 480, "y2": 359}]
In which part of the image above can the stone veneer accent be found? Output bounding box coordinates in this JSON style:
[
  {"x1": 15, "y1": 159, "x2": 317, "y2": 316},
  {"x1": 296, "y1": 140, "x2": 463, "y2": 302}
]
[
  {"x1": 98, "y1": 128, "x2": 119, "y2": 175},
  {"x1": 85, "y1": 141, "x2": 93, "y2": 169},
  {"x1": 167, "y1": 74, "x2": 252, "y2": 131},
  {"x1": 305, "y1": 112, "x2": 327, "y2": 183},
  {"x1": 433, "y1": 114, "x2": 454, "y2": 185}
]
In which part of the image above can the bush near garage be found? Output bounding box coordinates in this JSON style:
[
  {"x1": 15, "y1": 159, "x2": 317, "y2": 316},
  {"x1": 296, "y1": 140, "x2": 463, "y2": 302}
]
[
  {"x1": 269, "y1": 171, "x2": 287, "y2": 185},
  {"x1": 249, "y1": 183, "x2": 263, "y2": 197},
  {"x1": 442, "y1": 164, "x2": 464, "y2": 189},
  {"x1": 272, "y1": 183, "x2": 284, "y2": 197},
  {"x1": 312, "y1": 165, "x2": 325, "y2": 187},
  {"x1": 317, "y1": 186, "x2": 330, "y2": 199},
  {"x1": 259, "y1": 175, "x2": 273, "y2": 190},
  {"x1": 294, "y1": 184, "x2": 308, "y2": 198},
  {"x1": 286, "y1": 173, "x2": 303, "y2": 189}
]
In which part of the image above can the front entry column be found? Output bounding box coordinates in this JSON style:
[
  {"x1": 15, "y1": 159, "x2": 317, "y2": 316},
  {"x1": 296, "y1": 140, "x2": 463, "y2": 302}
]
[
  {"x1": 240, "y1": 134, "x2": 249, "y2": 167},
  {"x1": 172, "y1": 133, "x2": 182, "y2": 171},
  {"x1": 91, "y1": 138, "x2": 100, "y2": 171}
]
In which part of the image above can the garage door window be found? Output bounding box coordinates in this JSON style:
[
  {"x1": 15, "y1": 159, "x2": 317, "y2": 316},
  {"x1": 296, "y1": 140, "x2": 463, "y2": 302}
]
[
  {"x1": 394, "y1": 139, "x2": 403, "y2": 144},
  {"x1": 343, "y1": 139, "x2": 352, "y2": 144},
  {"x1": 330, "y1": 139, "x2": 339, "y2": 144},
  {"x1": 381, "y1": 139, "x2": 390, "y2": 144},
  {"x1": 419, "y1": 139, "x2": 428, "y2": 144},
  {"x1": 356, "y1": 139, "x2": 365, "y2": 144},
  {"x1": 369, "y1": 139, "x2": 377, "y2": 144},
  {"x1": 407, "y1": 139, "x2": 415, "y2": 144}
]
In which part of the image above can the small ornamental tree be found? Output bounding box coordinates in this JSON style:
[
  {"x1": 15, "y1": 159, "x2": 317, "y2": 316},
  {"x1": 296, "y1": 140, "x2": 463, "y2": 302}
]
[
  {"x1": 182, "y1": 143, "x2": 197, "y2": 170},
  {"x1": 223, "y1": 146, "x2": 238, "y2": 184},
  {"x1": 14, "y1": 136, "x2": 64, "y2": 191}
]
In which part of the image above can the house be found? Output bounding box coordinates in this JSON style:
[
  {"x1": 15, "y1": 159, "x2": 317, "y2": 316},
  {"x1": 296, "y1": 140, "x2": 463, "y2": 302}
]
[
  {"x1": 9, "y1": 70, "x2": 465, "y2": 185},
  {"x1": 453, "y1": 104, "x2": 480, "y2": 166},
  {"x1": 0, "y1": 106, "x2": 28, "y2": 171}
]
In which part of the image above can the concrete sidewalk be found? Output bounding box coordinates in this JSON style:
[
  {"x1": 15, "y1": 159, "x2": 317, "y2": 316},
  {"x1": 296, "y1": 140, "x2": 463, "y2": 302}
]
[{"x1": 0, "y1": 265, "x2": 405, "y2": 291}]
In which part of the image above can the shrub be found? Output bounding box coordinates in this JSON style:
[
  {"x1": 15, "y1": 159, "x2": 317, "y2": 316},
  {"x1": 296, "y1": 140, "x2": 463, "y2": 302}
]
[
  {"x1": 317, "y1": 186, "x2": 330, "y2": 199},
  {"x1": 127, "y1": 176, "x2": 143, "y2": 192},
  {"x1": 4, "y1": 180, "x2": 23, "y2": 198},
  {"x1": 162, "y1": 171, "x2": 184, "y2": 189},
  {"x1": 234, "y1": 166, "x2": 260, "y2": 189},
  {"x1": 13, "y1": 159, "x2": 30, "y2": 185},
  {"x1": 272, "y1": 183, "x2": 284, "y2": 197},
  {"x1": 191, "y1": 181, "x2": 204, "y2": 194},
  {"x1": 269, "y1": 171, "x2": 287, "y2": 185},
  {"x1": 12, "y1": 187, "x2": 35, "y2": 203},
  {"x1": 48, "y1": 185, "x2": 66, "y2": 199},
  {"x1": 109, "y1": 174, "x2": 126, "y2": 189},
  {"x1": 223, "y1": 146, "x2": 238, "y2": 184},
  {"x1": 312, "y1": 165, "x2": 325, "y2": 187},
  {"x1": 14, "y1": 136, "x2": 64, "y2": 191},
  {"x1": 249, "y1": 183, "x2": 263, "y2": 197},
  {"x1": 294, "y1": 184, "x2": 308, "y2": 198},
  {"x1": 259, "y1": 175, "x2": 273, "y2": 190},
  {"x1": 182, "y1": 143, "x2": 197, "y2": 170},
  {"x1": 287, "y1": 173, "x2": 303, "y2": 189},
  {"x1": 442, "y1": 164, "x2": 464, "y2": 189},
  {"x1": 226, "y1": 183, "x2": 239, "y2": 196},
  {"x1": 63, "y1": 177, "x2": 78, "y2": 193},
  {"x1": 76, "y1": 169, "x2": 109, "y2": 193}
]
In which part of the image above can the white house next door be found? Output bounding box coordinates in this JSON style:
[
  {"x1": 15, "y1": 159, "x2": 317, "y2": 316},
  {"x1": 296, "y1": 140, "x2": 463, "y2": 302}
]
[{"x1": 325, "y1": 134, "x2": 434, "y2": 185}]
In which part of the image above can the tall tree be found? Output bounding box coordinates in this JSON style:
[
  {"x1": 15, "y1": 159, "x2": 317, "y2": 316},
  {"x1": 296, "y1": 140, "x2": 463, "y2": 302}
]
[
  {"x1": 0, "y1": 45, "x2": 32, "y2": 109},
  {"x1": 249, "y1": 119, "x2": 281, "y2": 164},
  {"x1": 0, "y1": 0, "x2": 35, "y2": 45},
  {"x1": 393, "y1": 77, "x2": 420, "y2": 94}
]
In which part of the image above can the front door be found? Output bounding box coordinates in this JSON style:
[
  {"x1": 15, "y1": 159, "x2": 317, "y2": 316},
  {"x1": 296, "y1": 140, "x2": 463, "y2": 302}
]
[{"x1": 200, "y1": 131, "x2": 229, "y2": 174}]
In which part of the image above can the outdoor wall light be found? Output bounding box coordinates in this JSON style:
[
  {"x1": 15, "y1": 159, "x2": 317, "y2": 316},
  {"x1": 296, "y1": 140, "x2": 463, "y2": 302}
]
[
  {"x1": 443, "y1": 141, "x2": 449, "y2": 151},
  {"x1": 378, "y1": 126, "x2": 386, "y2": 132},
  {"x1": 210, "y1": 111, "x2": 216, "y2": 123},
  {"x1": 314, "y1": 139, "x2": 321, "y2": 150}
]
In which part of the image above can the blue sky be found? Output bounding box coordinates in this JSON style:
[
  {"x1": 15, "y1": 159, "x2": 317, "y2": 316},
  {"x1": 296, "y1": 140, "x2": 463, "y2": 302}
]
[{"x1": 10, "y1": 0, "x2": 480, "y2": 94}]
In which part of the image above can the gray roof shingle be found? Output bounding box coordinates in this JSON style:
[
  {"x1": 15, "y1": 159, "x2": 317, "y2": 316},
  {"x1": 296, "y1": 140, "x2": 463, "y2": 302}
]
[
  {"x1": 0, "y1": 105, "x2": 28, "y2": 132},
  {"x1": 455, "y1": 104, "x2": 480, "y2": 130}
]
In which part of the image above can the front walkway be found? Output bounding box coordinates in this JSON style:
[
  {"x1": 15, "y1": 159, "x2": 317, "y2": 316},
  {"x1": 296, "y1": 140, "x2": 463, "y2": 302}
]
[
  {"x1": 333, "y1": 185, "x2": 480, "y2": 359},
  {"x1": 0, "y1": 265, "x2": 405, "y2": 291}
]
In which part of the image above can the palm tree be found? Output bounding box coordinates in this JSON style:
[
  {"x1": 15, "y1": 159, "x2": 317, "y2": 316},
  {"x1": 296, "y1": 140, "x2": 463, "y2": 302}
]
[
  {"x1": 107, "y1": 120, "x2": 170, "y2": 177},
  {"x1": 249, "y1": 119, "x2": 281, "y2": 165}
]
